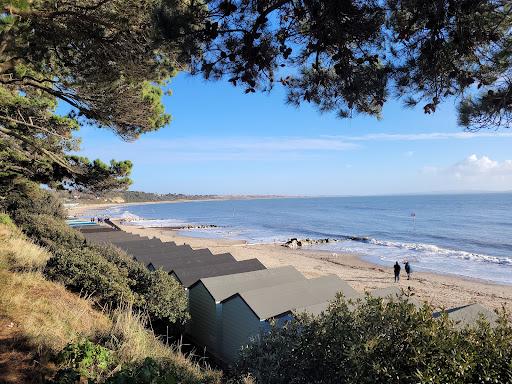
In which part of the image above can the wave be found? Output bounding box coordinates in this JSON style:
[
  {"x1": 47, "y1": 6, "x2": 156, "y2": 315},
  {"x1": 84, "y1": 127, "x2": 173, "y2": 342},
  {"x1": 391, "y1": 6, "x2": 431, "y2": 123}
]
[
  {"x1": 356, "y1": 237, "x2": 512, "y2": 266},
  {"x1": 122, "y1": 217, "x2": 191, "y2": 228}
]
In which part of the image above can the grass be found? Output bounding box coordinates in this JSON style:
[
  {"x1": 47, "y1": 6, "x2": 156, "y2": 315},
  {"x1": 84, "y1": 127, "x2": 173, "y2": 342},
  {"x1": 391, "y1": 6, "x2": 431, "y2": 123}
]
[
  {"x1": 0, "y1": 223, "x2": 109, "y2": 353},
  {"x1": 0, "y1": 270, "x2": 111, "y2": 353},
  {"x1": 0, "y1": 226, "x2": 51, "y2": 272},
  {"x1": 107, "y1": 307, "x2": 223, "y2": 383}
]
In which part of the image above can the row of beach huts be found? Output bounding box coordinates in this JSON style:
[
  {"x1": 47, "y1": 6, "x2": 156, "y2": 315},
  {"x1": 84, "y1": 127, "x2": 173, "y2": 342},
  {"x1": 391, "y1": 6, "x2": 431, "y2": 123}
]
[{"x1": 68, "y1": 219, "x2": 497, "y2": 364}]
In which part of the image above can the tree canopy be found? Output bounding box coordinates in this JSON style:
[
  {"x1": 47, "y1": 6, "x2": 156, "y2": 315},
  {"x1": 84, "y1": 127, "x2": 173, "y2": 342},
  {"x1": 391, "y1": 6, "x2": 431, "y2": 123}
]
[
  {"x1": 0, "y1": 0, "x2": 196, "y2": 192},
  {"x1": 192, "y1": 0, "x2": 511, "y2": 128},
  {"x1": 1, "y1": 0, "x2": 511, "y2": 192}
]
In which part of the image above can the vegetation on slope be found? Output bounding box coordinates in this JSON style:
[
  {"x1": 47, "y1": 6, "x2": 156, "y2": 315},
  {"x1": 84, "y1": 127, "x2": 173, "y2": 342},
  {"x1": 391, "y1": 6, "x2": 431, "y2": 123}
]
[
  {"x1": 0, "y1": 195, "x2": 221, "y2": 383},
  {"x1": 3, "y1": 180, "x2": 189, "y2": 326},
  {"x1": 235, "y1": 295, "x2": 512, "y2": 384}
]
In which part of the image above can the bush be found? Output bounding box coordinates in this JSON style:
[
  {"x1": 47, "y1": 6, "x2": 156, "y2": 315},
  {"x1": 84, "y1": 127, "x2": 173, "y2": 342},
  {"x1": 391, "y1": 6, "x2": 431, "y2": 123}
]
[
  {"x1": 44, "y1": 245, "x2": 135, "y2": 307},
  {"x1": 2, "y1": 179, "x2": 65, "y2": 220},
  {"x1": 17, "y1": 213, "x2": 85, "y2": 249},
  {"x1": 0, "y1": 213, "x2": 13, "y2": 226},
  {"x1": 54, "y1": 340, "x2": 114, "y2": 382},
  {"x1": 106, "y1": 308, "x2": 222, "y2": 384},
  {"x1": 106, "y1": 358, "x2": 178, "y2": 384},
  {"x1": 91, "y1": 243, "x2": 189, "y2": 324},
  {"x1": 4, "y1": 182, "x2": 188, "y2": 326},
  {"x1": 235, "y1": 295, "x2": 512, "y2": 384},
  {"x1": 142, "y1": 269, "x2": 189, "y2": 324}
]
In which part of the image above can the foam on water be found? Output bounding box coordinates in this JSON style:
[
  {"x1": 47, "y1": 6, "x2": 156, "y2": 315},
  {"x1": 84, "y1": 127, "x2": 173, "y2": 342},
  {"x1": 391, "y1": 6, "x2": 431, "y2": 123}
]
[{"x1": 124, "y1": 218, "x2": 191, "y2": 228}]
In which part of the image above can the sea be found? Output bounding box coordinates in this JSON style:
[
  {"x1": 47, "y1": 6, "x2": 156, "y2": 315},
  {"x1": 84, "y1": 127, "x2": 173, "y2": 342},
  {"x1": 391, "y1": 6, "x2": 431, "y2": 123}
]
[{"x1": 87, "y1": 194, "x2": 512, "y2": 285}]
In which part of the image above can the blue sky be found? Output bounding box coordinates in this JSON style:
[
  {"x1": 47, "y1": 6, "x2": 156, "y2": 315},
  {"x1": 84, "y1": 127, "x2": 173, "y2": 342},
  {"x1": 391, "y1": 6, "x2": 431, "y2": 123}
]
[{"x1": 74, "y1": 73, "x2": 512, "y2": 195}]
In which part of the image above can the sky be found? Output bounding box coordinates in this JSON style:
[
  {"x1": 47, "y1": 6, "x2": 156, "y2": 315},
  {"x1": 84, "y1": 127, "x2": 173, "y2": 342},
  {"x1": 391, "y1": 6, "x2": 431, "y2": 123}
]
[{"x1": 73, "y1": 73, "x2": 512, "y2": 196}]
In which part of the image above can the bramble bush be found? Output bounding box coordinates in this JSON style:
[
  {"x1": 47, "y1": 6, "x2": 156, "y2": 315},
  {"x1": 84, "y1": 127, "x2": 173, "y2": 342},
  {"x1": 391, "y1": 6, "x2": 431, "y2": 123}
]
[
  {"x1": 53, "y1": 339, "x2": 114, "y2": 383},
  {"x1": 106, "y1": 358, "x2": 178, "y2": 384},
  {"x1": 51, "y1": 339, "x2": 220, "y2": 384},
  {"x1": 51, "y1": 341, "x2": 179, "y2": 384},
  {"x1": 235, "y1": 295, "x2": 512, "y2": 384}
]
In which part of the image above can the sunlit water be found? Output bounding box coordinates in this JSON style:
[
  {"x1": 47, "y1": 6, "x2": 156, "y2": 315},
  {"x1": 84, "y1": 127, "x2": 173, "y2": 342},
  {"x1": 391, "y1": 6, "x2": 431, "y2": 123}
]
[{"x1": 86, "y1": 194, "x2": 512, "y2": 284}]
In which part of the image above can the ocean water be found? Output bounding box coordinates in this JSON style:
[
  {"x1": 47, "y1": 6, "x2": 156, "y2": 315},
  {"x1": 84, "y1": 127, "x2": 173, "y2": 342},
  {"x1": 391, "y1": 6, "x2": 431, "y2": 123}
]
[{"x1": 89, "y1": 194, "x2": 512, "y2": 284}]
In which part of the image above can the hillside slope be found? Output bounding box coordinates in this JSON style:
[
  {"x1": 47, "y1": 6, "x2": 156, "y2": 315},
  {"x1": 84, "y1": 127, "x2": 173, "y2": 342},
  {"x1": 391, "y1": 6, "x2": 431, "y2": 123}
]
[{"x1": 0, "y1": 218, "x2": 221, "y2": 383}]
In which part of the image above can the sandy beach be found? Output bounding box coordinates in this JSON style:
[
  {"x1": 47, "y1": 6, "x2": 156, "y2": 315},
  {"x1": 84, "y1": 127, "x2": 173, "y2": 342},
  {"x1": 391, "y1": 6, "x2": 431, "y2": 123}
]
[{"x1": 112, "y1": 220, "x2": 512, "y2": 314}]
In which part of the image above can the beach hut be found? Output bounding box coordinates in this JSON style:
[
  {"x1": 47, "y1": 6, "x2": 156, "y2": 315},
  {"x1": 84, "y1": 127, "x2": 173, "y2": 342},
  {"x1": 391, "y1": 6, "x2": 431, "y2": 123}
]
[
  {"x1": 220, "y1": 275, "x2": 360, "y2": 362},
  {"x1": 79, "y1": 226, "x2": 116, "y2": 233},
  {"x1": 187, "y1": 266, "x2": 306, "y2": 358},
  {"x1": 146, "y1": 251, "x2": 236, "y2": 272},
  {"x1": 83, "y1": 231, "x2": 151, "y2": 244},
  {"x1": 170, "y1": 259, "x2": 266, "y2": 288},
  {"x1": 129, "y1": 244, "x2": 197, "y2": 265},
  {"x1": 433, "y1": 303, "x2": 498, "y2": 327},
  {"x1": 116, "y1": 240, "x2": 184, "y2": 255}
]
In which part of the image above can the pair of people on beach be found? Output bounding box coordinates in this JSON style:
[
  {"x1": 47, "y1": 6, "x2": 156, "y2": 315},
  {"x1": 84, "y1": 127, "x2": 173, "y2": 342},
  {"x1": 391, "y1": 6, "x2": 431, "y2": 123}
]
[{"x1": 394, "y1": 261, "x2": 412, "y2": 282}]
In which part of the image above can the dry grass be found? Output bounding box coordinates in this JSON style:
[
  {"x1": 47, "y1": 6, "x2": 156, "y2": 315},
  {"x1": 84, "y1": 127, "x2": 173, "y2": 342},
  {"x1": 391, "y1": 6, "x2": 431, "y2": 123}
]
[
  {"x1": 0, "y1": 224, "x2": 51, "y2": 272},
  {"x1": 0, "y1": 223, "x2": 111, "y2": 353},
  {"x1": 108, "y1": 307, "x2": 222, "y2": 383},
  {"x1": 0, "y1": 271, "x2": 111, "y2": 354}
]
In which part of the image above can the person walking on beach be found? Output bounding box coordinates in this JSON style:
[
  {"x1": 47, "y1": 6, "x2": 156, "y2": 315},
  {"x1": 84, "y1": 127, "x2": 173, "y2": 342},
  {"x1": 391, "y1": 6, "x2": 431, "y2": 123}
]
[
  {"x1": 404, "y1": 261, "x2": 412, "y2": 280},
  {"x1": 394, "y1": 261, "x2": 401, "y2": 282}
]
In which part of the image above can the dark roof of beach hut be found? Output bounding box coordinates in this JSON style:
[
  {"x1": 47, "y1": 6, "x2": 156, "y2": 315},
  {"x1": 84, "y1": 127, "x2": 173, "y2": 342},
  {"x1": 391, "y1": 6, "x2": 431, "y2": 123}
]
[
  {"x1": 121, "y1": 243, "x2": 193, "y2": 260},
  {"x1": 190, "y1": 266, "x2": 306, "y2": 303},
  {"x1": 433, "y1": 303, "x2": 498, "y2": 327},
  {"x1": 114, "y1": 238, "x2": 176, "y2": 250},
  {"x1": 221, "y1": 275, "x2": 361, "y2": 320},
  {"x1": 147, "y1": 251, "x2": 236, "y2": 272},
  {"x1": 83, "y1": 231, "x2": 149, "y2": 243},
  {"x1": 171, "y1": 259, "x2": 267, "y2": 288},
  {"x1": 78, "y1": 226, "x2": 117, "y2": 233}
]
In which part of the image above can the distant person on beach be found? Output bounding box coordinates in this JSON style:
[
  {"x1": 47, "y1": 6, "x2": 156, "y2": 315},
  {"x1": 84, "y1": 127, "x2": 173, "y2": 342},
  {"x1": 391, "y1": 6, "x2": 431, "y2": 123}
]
[
  {"x1": 394, "y1": 261, "x2": 401, "y2": 282},
  {"x1": 404, "y1": 261, "x2": 412, "y2": 280}
]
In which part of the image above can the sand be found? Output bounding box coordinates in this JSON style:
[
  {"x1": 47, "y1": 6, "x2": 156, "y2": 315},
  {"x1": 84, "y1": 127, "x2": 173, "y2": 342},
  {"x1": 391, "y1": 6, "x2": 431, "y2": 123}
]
[{"x1": 114, "y1": 222, "x2": 512, "y2": 314}]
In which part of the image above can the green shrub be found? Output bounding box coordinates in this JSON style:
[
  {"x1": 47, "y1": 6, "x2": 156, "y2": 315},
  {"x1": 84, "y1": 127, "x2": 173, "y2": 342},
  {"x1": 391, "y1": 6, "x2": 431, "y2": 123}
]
[
  {"x1": 51, "y1": 336, "x2": 221, "y2": 384},
  {"x1": 2, "y1": 179, "x2": 65, "y2": 220},
  {"x1": 54, "y1": 339, "x2": 114, "y2": 382},
  {"x1": 235, "y1": 295, "x2": 512, "y2": 384},
  {"x1": 17, "y1": 213, "x2": 85, "y2": 249},
  {"x1": 0, "y1": 213, "x2": 13, "y2": 226},
  {"x1": 4, "y1": 181, "x2": 188, "y2": 328},
  {"x1": 141, "y1": 269, "x2": 189, "y2": 324},
  {"x1": 92, "y1": 243, "x2": 189, "y2": 324},
  {"x1": 106, "y1": 358, "x2": 178, "y2": 384},
  {"x1": 44, "y1": 245, "x2": 135, "y2": 306}
]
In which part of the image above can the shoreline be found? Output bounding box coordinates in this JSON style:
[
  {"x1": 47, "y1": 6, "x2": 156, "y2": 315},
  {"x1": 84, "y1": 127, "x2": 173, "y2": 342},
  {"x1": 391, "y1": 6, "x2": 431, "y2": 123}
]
[
  {"x1": 115, "y1": 222, "x2": 512, "y2": 314},
  {"x1": 69, "y1": 203, "x2": 512, "y2": 313},
  {"x1": 66, "y1": 195, "x2": 297, "y2": 217}
]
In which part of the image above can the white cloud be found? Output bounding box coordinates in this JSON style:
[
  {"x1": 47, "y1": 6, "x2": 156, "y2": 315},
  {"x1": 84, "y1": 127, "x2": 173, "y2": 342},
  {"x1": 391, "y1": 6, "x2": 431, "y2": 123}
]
[
  {"x1": 141, "y1": 137, "x2": 358, "y2": 152},
  {"x1": 449, "y1": 155, "x2": 512, "y2": 178},
  {"x1": 326, "y1": 131, "x2": 512, "y2": 142},
  {"x1": 422, "y1": 155, "x2": 512, "y2": 186},
  {"x1": 82, "y1": 136, "x2": 359, "y2": 164}
]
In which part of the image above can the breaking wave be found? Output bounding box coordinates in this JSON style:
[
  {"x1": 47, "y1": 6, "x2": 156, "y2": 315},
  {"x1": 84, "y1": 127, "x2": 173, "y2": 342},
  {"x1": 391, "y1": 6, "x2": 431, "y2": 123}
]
[{"x1": 342, "y1": 236, "x2": 512, "y2": 266}]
